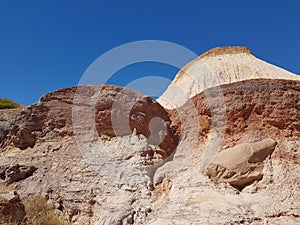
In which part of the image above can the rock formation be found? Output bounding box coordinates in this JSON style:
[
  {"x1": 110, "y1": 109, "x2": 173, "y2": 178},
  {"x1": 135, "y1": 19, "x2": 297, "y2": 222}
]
[
  {"x1": 0, "y1": 84, "x2": 179, "y2": 224},
  {"x1": 148, "y1": 79, "x2": 300, "y2": 225},
  {"x1": 0, "y1": 164, "x2": 37, "y2": 185},
  {"x1": 0, "y1": 46, "x2": 299, "y2": 225},
  {"x1": 204, "y1": 138, "x2": 277, "y2": 190},
  {"x1": 0, "y1": 108, "x2": 22, "y2": 148},
  {"x1": 158, "y1": 46, "x2": 300, "y2": 109}
]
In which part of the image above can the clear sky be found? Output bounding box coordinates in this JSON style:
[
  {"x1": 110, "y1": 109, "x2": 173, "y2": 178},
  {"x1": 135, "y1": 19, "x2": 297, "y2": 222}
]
[{"x1": 1, "y1": 0, "x2": 300, "y2": 105}]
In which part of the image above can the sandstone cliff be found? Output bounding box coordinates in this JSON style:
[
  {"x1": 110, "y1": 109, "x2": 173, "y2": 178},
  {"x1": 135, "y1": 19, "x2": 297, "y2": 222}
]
[{"x1": 0, "y1": 47, "x2": 299, "y2": 225}]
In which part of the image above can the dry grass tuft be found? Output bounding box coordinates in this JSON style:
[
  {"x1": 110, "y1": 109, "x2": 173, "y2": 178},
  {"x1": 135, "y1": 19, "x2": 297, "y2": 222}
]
[
  {"x1": 0, "y1": 221, "x2": 18, "y2": 225},
  {"x1": 0, "y1": 183, "x2": 13, "y2": 193},
  {"x1": 24, "y1": 195, "x2": 69, "y2": 225},
  {"x1": 0, "y1": 185, "x2": 69, "y2": 225}
]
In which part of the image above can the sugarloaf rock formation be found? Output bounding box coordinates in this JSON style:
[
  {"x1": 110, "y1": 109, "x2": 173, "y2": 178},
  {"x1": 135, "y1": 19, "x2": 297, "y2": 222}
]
[
  {"x1": 158, "y1": 46, "x2": 300, "y2": 109},
  {"x1": 0, "y1": 46, "x2": 299, "y2": 225}
]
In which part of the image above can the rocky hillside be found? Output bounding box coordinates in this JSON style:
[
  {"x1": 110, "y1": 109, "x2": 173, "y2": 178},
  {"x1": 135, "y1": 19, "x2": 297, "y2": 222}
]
[
  {"x1": 150, "y1": 79, "x2": 299, "y2": 224},
  {"x1": 0, "y1": 47, "x2": 299, "y2": 225},
  {"x1": 0, "y1": 84, "x2": 179, "y2": 225}
]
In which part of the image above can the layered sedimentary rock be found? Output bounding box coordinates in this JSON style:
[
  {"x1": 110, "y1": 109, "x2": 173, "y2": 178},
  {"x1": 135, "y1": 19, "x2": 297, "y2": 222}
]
[
  {"x1": 0, "y1": 47, "x2": 299, "y2": 225},
  {"x1": 148, "y1": 79, "x2": 300, "y2": 225},
  {"x1": 158, "y1": 46, "x2": 300, "y2": 109},
  {"x1": 0, "y1": 84, "x2": 179, "y2": 224},
  {"x1": 3, "y1": 85, "x2": 178, "y2": 155}
]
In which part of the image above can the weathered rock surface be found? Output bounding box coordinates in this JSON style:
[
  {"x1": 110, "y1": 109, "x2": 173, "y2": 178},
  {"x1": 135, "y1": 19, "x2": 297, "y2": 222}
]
[
  {"x1": 147, "y1": 79, "x2": 300, "y2": 225},
  {"x1": 0, "y1": 164, "x2": 37, "y2": 184},
  {"x1": 168, "y1": 79, "x2": 300, "y2": 150},
  {"x1": 0, "y1": 84, "x2": 179, "y2": 225},
  {"x1": 0, "y1": 47, "x2": 299, "y2": 225},
  {"x1": 204, "y1": 138, "x2": 277, "y2": 189},
  {"x1": 3, "y1": 85, "x2": 178, "y2": 155},
  {"x1": 0, "y1": 108, "x2": 22, "y2": 148}
]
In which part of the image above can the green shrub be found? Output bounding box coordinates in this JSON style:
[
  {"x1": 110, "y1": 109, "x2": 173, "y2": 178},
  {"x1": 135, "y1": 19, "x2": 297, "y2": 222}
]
[
  {"x1": 0, "y1": 117, "x2": 7, "y2": 122},
  {"x1": 24, "y1": 195, "x2": 69, "y2": 225},
  {"x1": 0, "y1": 98, "x2": 20, "y2": 109}
]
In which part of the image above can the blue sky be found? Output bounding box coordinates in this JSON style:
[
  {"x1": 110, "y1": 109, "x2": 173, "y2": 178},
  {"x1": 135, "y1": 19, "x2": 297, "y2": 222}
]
[{"x1": 1, "y1": 0, "x2": 300, "y2": 105}]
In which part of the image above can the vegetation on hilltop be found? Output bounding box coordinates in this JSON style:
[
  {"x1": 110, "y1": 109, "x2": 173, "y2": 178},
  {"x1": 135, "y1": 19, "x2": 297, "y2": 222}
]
[{"x1": 0, "y1": 98, "x2": 20, "y2": 109}]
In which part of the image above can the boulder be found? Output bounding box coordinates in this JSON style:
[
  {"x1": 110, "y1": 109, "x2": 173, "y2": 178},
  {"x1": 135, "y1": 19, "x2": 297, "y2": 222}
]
[{"x1": 204, "y1": 138, "x2": 277, "y2": 190}]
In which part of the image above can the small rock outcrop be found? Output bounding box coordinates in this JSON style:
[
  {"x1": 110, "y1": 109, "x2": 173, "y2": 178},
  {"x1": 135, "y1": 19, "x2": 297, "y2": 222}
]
[
  {"x1": 204, "y1": 138, "x2": 277, "y2": 189},
  {"x1": 0, "y1": 108, "x2": 22, "y2": 148},
  {"x1": 0, "y1": 191, "x2": 26, "y2": 224},
  {"x1": 0, "y1": 164, "x2": 37, "y2": 184}
]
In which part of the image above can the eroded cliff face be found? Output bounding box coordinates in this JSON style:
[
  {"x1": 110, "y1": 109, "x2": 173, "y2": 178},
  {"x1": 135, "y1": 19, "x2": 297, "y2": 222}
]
[
  {"x1": 0, "y1": 47, "x2": 299, "y2": 225},
  {"x1": 0, "y1": 84, "x2": 179, "y2": 225},
  {"x1": 169, "y1": 79, "x2": 300, "y2": 143},
  {"x1": 0, "y1": 108, "x2": 22, "y2": 148},
  {"x1": 2, "y1": 85, "x2": 178, "y2": 154}
]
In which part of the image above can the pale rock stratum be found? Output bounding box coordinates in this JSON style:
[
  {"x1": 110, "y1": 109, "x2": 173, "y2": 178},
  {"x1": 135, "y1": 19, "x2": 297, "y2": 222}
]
[
  {"x1": 0, "y1": 46, "x2": 299, "y2": 225},
  {"x1": 158, "y1": 46, "x2": 300, "y2": 109}
]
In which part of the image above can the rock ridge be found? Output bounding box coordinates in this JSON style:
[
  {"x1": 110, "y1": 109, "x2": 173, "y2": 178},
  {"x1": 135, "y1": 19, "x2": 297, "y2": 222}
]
[{"x1": 199, "y1": 46, "x2": 252, "y2": 59}]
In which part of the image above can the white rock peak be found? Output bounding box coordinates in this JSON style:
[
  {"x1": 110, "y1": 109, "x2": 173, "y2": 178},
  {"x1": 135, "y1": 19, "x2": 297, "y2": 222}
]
[{"x1": 158, "y1": 46, "x2": 300, "y2": 109}]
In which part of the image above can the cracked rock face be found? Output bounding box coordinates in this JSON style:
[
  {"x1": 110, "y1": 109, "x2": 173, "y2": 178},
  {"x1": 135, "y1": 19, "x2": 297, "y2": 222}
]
[
  {"x1": 0, "y1": 164, "x2": 37, "y2": 185},
  {"x1": 0, "y1": 108, "x2": 22, "y2": 148}
]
